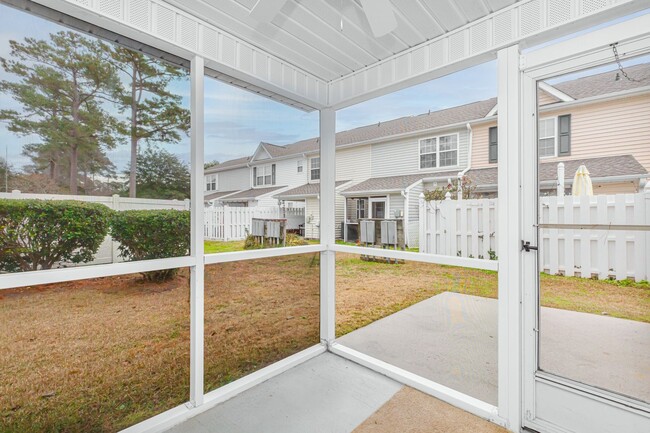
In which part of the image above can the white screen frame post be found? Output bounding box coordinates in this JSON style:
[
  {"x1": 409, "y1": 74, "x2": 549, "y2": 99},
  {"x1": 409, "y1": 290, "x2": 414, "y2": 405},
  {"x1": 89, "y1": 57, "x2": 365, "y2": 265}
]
[
  {"x1": 319, "y1": 108, "x2": 336, "y2": 345},
  {"x1": 496, "y1": 44, "x2": 524, "y2": 433},
  {"x1": 189, "y1": 55, "x2": 205, "y2": 407}
]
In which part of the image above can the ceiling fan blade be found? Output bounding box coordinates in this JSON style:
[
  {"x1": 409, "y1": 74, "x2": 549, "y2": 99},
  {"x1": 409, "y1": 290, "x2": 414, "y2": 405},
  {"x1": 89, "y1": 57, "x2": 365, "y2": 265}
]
[
  {"x1": 249, "y1": 0, "x2": 289, "y2": 22},
  {"x1": 359, "y1": 0, "x2": 397, "y2": 38}
]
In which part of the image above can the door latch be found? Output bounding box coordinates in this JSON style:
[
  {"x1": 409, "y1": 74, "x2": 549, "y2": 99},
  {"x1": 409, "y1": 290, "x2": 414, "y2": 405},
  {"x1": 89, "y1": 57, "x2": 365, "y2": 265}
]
[{"x1": 522, "y1": 241, "x2": 538, "y2": 252}]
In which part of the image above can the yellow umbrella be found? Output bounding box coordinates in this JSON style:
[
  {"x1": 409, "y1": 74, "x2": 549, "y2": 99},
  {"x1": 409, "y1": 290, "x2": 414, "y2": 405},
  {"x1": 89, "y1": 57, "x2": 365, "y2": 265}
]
[{"x1": 572, "y1": 164, "x2": 593, "y2": 196}]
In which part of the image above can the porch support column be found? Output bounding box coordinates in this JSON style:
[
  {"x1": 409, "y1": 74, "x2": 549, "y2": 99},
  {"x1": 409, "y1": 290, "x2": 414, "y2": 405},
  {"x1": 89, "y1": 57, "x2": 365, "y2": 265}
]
[
  {"x1": 320, "y1": 108, "x2": 336, "y2": 345},
  {"x1": 497, "y1": 44, "x2": 523, "y2": 432},
  {"x1": 190, "y1": 55, "x2": 205, "y2": 407}
]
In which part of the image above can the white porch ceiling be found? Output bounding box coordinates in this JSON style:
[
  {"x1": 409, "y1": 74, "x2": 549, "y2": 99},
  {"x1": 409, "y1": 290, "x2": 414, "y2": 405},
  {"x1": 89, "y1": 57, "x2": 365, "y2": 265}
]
[
  {"x1": 164, "y1": 0, "x2": 520, "y2": 82},
  {"x1": 29, "y1": 0, "x2": 650, "y2": 110}
]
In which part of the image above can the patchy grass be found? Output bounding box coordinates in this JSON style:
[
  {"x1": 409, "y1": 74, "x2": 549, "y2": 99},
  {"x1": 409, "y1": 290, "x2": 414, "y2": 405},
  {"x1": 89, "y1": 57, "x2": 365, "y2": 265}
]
[
  {"x1": 540, "y1": 273, "x2": 650, "y2": 322},
  {"x1": 335, "y1": 254, "x2": 497, "y2": 336},
  {"x1": 1, "y1": 252, "x2": 648, "y2": 432},
  {"x1": 204, "y1": 240, "x2": 245, "y2": 253},
  {"x1": 0, "y1": 273, "x2": 192, "y2": 433},
  {"x1": 204, "y1": 238, "x2": 318, "y2": 254},
  {"x1": 203, "y1": 254, "x2": 320, "y2": 392}
]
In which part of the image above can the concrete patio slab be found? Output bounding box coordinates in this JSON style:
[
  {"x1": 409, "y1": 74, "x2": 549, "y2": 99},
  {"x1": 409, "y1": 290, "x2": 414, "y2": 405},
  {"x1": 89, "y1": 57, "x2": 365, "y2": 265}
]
[
  {"x1": 338, "y1": 291, "x2": 499, "y2": 404},
  {"x1": 338, "y1": 291, "x2": 650, "y2": 405},
  {"x1": 165, "y1": 353, "x2": 403, "y2": 433},
  {"x1": 539, "y1": 306, "x2": 650, "y2": 402}
]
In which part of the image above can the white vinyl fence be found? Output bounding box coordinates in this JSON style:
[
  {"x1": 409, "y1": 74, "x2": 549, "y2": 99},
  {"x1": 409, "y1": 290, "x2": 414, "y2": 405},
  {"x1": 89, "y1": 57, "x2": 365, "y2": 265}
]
[
  {"x1": 419, "y1": 191, "x2": 650, "y2": 281},
  {"x1": 204, "y1": 206, "x2": 304, "y2": 241},
  {"x1": 1, "y1": 191, "x2": 189, "y2": 266}
]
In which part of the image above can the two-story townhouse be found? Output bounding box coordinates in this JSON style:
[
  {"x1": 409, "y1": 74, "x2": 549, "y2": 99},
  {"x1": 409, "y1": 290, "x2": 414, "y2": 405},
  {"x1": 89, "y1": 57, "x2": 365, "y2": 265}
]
[
  {"x1": 467, "y1": 63, "x2": 650, "y2": 196},
  {"x1": 274, "y1": 137, "x2": 371, "y2": 239},
  {"x1": 206, "y1": 63, "x2": 650, "y2": 246},
  {"x1": 204, "y1": 142, "x2": 314, "y2": 208},
  {"x1": 204, "y1": 156, "x2": 251, "y2": 205},
  {"x1": 336, "y1": 98, "x2": 497, "y2": 246}
]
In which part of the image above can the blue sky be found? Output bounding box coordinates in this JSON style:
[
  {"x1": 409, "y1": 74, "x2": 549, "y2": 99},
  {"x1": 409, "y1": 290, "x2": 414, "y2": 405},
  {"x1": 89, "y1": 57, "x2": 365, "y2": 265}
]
[{"x1": 1, "y1": 4, "x2": 648, "y2": 174}]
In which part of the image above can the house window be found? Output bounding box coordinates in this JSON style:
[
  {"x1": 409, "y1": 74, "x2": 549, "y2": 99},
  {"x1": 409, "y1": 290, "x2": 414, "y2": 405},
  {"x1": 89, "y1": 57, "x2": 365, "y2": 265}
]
[
  {"x1": 488, "y1": 126, "x2": 498, "y2": 163},
  {"x1": 438, "y1": 135, "x2": 458, "y2": 167},
  {"x1": 419, "y1": 138, "x2": 436, "y2": 169},
  {"x1": 356, "y1": 199, "x2": 366, "y2": 220},
  {"x1": 419, "y1": 134, "x2": 458, "y2": 169},
  {"x1": 310, "y1": 157, "x2": 320, "y2": 181},
  {"x1": 255, "y1": 164, "x2": 276, "y2": 186},
  {"x1": 205, "y1": 174, "x2": 217, "y2": 191},
  {"x1": 538, "y1": 118, "x2": 556, "y2": 158},
  {"x1": 297, "y1": 160, "x2": 303, "y2": 173}
]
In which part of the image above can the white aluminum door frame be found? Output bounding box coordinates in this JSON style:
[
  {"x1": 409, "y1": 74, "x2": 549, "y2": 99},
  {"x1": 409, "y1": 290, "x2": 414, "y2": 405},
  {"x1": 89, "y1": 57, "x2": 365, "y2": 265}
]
[
  {"x1": 369, "y1": 197, "x2": 388, "y2": 219},
  {"x1": 519, "y1": 14, "x2": 650, "y2": 433}
]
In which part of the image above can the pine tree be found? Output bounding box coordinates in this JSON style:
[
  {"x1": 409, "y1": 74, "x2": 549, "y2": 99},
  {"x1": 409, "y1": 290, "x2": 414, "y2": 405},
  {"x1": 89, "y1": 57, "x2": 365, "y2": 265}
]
[
  {"x1": 111, "y1": 47, "x2": 190, "y2": 198},
  {"x1": 0, "y1": 31, "x2": 122, "y2": 194},
  {"x1": 125, "y1": 145, "x2": 190, "y2": 200}
]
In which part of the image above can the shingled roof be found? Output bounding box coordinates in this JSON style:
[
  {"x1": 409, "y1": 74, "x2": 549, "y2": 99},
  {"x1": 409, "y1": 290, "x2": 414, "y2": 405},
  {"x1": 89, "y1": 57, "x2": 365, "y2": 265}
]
[
  {"x1": 205, "y1": 156, "x2": 251, "y2": 174},
  {"x1": 468, "y1": 155, "x2": 647, "y2": 190},
  {"x1": 214, "y1": 98, "x2": 498, "y2": 165},
  {"x1": 337, "y1": 155, "x2": 646, "y2": 195},
  {"x1": 212, "y1": 63, "x2": 650, "y2": 170},
  {"x1": 551, "y1": 63, "x2": 650, "y2": 100},
  {"x1": 204, "y1": 190, "x2": 239, "y2": 201},
  {"x1": 341, "y1": 170, "x2": 460, "y2": 195},
  {"x1": 220, "y1": 185, "x2": 286, "y2": 201},
  {"x1": 275, "y1": 180, "x2": 351, "y2": 199}
]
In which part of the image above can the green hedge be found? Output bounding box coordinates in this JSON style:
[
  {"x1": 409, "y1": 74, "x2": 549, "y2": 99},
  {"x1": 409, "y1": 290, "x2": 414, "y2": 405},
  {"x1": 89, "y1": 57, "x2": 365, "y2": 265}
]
[
  {"x1": 0, "y1": 199, "x2": 113, "y2": 272},
  {"x1": 111, "y1": 209, "x2": 190, "y2": 281}
]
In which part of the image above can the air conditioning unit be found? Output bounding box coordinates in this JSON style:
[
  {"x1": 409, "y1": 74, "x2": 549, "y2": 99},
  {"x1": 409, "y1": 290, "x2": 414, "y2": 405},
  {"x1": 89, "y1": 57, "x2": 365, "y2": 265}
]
[
  {"x1": 267, "y1": 221, "x2": 281, "y2": 238},
  {"x1": 251, "y1": 219, "x2": 265, "y2": 236},
  {"x1": 360, "y1": 220, "x2": 375, "y2": 244},
  {"x1": 380, "y1": 220, "x2": 397, "y2": 245}
]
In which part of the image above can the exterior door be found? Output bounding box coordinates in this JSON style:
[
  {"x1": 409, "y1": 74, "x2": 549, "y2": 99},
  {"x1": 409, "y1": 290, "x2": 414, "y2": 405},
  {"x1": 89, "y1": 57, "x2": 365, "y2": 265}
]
[
  {"x1": 370, "y1": 197, "x2": 387, "y2": 219},
  {"x1": 520, "y1": 21, "x2": 650, "y2": 433}
]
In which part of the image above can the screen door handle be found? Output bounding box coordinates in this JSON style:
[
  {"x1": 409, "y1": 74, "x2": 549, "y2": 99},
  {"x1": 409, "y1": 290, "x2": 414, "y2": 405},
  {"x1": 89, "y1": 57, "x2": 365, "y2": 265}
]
[{"x1": 521, "y1": 241, "x2": 538, "y2": 252}]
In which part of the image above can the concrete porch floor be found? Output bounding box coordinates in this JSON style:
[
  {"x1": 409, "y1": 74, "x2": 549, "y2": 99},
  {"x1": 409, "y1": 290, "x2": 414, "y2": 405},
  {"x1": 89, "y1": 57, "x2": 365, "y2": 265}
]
[
  {"x1": 165, "y1": 353, "x2": 507, "y2": 433},
  {"x1": 165, "y1": 292, "x2": 648, "y2": 433},
  {"x1": 338, "y1": 291, "x2": 650, "y2": 404}
]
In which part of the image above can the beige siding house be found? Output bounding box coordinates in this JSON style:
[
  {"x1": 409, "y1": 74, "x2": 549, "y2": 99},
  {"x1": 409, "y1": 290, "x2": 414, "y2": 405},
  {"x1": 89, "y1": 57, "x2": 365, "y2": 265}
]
[{"x1": 469, "y1": 63, "x2": 650, "y2": 195}]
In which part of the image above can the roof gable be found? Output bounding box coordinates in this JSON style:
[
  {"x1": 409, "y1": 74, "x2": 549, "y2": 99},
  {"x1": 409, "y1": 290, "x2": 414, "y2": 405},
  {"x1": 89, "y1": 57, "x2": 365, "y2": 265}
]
[{"x1": 251, "y1": 143, "x2": 274, "y2": 161}]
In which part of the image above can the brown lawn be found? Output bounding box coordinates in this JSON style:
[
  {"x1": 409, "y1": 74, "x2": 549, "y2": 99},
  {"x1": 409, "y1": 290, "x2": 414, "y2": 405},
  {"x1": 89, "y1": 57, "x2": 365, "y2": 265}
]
[{"x1": 1, "y1": 252, "x2": 648, "y2": 432}]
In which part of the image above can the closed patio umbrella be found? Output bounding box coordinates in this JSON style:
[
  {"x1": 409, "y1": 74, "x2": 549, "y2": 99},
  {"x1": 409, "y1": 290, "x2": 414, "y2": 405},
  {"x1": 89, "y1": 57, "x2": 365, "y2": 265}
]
[{"x1": 572, "y1": 164, "x2": 593, "y2": 196}]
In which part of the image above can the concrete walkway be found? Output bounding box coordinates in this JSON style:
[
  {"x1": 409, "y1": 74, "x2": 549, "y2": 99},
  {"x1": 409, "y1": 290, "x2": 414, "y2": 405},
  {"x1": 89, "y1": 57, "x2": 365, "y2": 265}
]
[{"x1": 338, "y1": 291, "x2": 650, "y2": 404}]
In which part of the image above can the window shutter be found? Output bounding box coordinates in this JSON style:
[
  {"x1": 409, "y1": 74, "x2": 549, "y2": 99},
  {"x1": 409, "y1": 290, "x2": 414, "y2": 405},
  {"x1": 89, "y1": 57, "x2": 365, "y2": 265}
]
[
  {"x1": 488, "y1": 126, "x2": 498, "y2": 163},
  {"x1": 271, "y1": 164, "x2": 276, "y2": 185},
  {"x1": 253, "y1": 167, "x2": 257, "y2": 186},
  {"x1": 558, "y1": 114, "x2": 571, "y2": 156}
]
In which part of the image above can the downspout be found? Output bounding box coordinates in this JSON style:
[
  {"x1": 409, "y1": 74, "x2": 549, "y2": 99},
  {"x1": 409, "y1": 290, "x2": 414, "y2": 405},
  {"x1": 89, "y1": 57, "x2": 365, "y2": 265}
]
[
  {"x1": 402, "y1": 179, "x2": 424, "y2": 248},
  {"x1": 458, "y1": 122, "x2": 473, "y2": 199},
  {"x1": 401, "y1": 189, "x2": 408, "y2": 246}
]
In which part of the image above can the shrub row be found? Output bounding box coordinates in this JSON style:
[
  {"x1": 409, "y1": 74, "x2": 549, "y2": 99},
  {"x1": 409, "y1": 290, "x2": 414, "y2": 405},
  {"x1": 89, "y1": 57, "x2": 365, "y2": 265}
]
[{"x1": 0, "y1": 199, "x2": 190, "y2": 280}]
